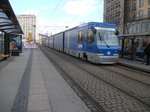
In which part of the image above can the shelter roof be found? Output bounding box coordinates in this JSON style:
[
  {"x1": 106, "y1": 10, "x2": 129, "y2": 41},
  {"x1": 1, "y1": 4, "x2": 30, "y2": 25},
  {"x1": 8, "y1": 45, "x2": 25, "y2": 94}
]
[
  {"x1": 0, "y1": 0, "x2": 23, "y2": 34},
  {"x1": 118, "y1": 33, "x2": 150, "y2": 38}
]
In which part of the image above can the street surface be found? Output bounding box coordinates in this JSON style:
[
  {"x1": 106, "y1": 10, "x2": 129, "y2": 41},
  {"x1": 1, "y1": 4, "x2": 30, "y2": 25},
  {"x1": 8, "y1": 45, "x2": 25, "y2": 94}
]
[{"x1": 40, "y1": 46, "x2": 150, "y2": 112}]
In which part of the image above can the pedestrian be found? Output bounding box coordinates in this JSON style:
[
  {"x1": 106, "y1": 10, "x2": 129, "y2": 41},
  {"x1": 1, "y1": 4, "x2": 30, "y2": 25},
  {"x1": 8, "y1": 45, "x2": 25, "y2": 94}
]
[
  {"x1": 131, "y1": 41, "x2": 138, "y2": 61},
  {"x1": 144, "y1": 41, "x2": 150, "y2": 65}
]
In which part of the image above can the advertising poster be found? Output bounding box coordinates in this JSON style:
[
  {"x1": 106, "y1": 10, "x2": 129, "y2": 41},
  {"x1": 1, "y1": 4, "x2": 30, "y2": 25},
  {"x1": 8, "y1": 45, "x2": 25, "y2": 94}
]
[
  {"x1": 28, "y1": 32, "x2": 32, "y2": 41},
  {"x1": 10, "y1": 35, "x2": 22, "y2": 53}
]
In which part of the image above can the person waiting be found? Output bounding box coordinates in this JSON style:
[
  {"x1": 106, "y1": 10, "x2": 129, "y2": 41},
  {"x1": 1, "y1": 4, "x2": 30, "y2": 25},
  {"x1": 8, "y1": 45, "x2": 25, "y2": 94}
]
[
  {"x1": 144, "y1": 42, "x2": 150, "y2": 65},
  {"x1": 131, "y1": 42, "x2": 138, "y2": 61}
]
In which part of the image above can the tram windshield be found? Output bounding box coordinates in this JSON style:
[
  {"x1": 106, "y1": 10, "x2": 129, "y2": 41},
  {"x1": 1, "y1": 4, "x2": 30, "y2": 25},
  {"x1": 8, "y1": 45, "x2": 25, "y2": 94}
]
[{"x1": 96, "y1": 28, "x2": 119, "y2": 46}]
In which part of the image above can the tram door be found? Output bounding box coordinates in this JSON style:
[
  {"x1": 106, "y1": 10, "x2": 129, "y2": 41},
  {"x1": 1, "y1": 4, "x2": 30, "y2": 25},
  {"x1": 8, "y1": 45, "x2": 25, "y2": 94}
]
[
  {"x1": 83, "y1": 30, "x2": 87, "y2": 51},
  {"x1": 78, "y1": 30, "x2": 87, "y2": 51},
  {"x1": 86, "y1": 29, "x2": 95, "y2": 52}
]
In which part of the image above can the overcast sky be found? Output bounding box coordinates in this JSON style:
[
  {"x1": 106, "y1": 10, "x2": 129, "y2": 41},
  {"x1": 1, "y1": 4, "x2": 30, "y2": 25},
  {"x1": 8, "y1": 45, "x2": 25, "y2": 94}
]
[{"x1": 9, "y1": 0, "x2": 104, "y2": 34}]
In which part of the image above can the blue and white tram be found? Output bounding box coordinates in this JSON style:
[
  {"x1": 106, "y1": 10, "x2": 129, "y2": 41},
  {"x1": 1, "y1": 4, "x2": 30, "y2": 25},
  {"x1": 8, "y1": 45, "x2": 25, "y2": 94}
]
[{"x1": 46, "y1": 22, "x2": 120, "y2": 64}]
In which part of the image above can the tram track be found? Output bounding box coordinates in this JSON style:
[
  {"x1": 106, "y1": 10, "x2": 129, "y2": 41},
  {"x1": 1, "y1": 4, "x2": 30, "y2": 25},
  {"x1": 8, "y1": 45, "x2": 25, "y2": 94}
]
[
  {"x1": 114, "y1": 63, "x2": 150, "y2": 78},
  {"x1": 56, "y1": 52, "x2": 150, "y2": 108},
  {"x1": 40, "y1": 46, "x2": 106, "y2": 112},
  {"x1": 40, "y1": 46, "x2": 150, "y2": 112},
  {"x1": 52, "y1": 49, "x2": 150, "y2": 105},
  {"x1": 73, "y1": 63, "x2": 150, "y2": 108},
  {"x1": 117, "y1": 62, "x2": 150, "y2": 75},
  {"x1": 100, "y1": 65, "x2": 150, "y2": 86},
  {"x1": 69, "y1": 57, "x2": 150, "y2": 108}
]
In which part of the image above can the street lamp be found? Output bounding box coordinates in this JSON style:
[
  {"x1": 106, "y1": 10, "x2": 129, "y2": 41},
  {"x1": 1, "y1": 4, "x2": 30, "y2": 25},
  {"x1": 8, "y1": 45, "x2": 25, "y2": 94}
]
[{"x1": 33, "y1": 25, "x2": 36, "y2": 43}]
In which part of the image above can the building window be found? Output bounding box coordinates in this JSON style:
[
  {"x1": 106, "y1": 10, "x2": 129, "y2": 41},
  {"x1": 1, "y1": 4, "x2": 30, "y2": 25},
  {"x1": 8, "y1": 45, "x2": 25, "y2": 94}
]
[
  {"x1": 137, "y1": 23, "x2": 141, "y2": 32},
  {"x1": 132, "y1": 0, "x2": 136, "y2": 2},
  {"x1": 139, "y1": 10, "x2": 144, "y2": 18},
  {"x1": 145, "y1": 24, "x2": 149, "y2": 32},
  {"x1": 129, "y1": 26, "x2": 133, "y2": 33},
  {"x1": 133, "y1": 24, "x2": 137, "y2": 33},
  {"x1": 139, "y1": 0, "x2": 144, "y2": 7},
  {"x1": 149, "y1": 0, "x2": 150, "y2": 4},
  {"x1": 132, "y1": 12, "x2": 136, "y2": 20},
  {"x1": 148, "y1": 8, "x2": 150, "y2": 17},
  {"x1": 148, "y1": 24, "x2": 150, "y2": 32},
  {"x1": 132, "y1": 3, "x2": 136, "y2": 11},
  {"x1": 141, "y1": 23, "x2": 146, "y2": 32}
]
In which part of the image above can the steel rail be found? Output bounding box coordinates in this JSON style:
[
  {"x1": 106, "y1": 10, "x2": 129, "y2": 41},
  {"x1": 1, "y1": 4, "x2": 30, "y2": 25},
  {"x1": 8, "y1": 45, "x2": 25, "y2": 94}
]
[
  {"x1": 41, "y1": 46, "x2": 150, "y2": 110},
  {"x1": 69, "y1": 60, "x2": 150, "y2": 109},
  {"x1": 40, "y1": 46, "x2": 106, "y2": 112},
  {"x1": 100, "y1": 65, "x2": 150, "y2": 87}
]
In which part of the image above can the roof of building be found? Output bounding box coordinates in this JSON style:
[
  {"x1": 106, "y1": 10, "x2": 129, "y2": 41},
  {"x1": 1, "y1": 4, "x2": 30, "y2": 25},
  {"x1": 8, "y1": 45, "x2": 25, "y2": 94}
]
[{"x1": 0, "y1": 0, "x2": 23, "y2": 34}]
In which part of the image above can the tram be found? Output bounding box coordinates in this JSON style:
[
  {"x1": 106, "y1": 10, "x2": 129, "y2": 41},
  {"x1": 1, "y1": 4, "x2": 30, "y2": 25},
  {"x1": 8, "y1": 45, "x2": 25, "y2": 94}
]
[{"x1": 45, "y1": 22, "x2": 120, "y2": 64}]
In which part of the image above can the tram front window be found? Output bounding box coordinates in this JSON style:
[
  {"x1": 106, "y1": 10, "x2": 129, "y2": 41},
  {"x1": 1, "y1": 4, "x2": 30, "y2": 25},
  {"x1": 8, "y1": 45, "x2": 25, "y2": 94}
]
[{"x1": 96, "y1": 30, "x2": 119, "y2": 46}]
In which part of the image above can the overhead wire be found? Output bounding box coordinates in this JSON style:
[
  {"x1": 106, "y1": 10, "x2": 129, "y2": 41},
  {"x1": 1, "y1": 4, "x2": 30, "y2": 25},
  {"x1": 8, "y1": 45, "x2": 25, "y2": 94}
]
[
  {"x1": 48, "y1": 0, "x2": 103, "y2": 32},
  {"x1": 50, "y1": 0, "x2": 62, "y2": 18},
  {"x1": 45, "y1": 0, "x2": 63, "y2": 34},
  {"x1": 64, "y1": 2, "x2": 103, "y2": 28}
]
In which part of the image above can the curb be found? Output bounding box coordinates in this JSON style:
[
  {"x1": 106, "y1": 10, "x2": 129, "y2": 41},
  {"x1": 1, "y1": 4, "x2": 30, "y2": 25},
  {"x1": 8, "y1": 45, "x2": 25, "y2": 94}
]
[{"x1": 118, "y1": 61, "x2": 150, "y2": 73}]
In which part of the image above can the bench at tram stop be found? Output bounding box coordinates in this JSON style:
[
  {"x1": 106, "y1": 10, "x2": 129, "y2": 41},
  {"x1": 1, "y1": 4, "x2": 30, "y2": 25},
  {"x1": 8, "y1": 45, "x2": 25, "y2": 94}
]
[{"x1": 0, "y1": 54, "x2": 9, "y2": 60}]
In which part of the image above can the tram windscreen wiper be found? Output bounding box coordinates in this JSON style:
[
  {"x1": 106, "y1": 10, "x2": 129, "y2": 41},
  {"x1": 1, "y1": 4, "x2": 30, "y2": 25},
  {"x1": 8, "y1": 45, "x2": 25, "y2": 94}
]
[
  {"x1": 98, "y1": 32, "x2": 102, "y2": 41},
  {"x1": 98, "y1": 32, "x2": 110, "y2": 48}
]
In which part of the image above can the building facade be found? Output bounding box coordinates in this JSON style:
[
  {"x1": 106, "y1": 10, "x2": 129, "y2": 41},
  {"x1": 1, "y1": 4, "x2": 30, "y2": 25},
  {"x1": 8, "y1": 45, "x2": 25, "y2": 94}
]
[
  {"x1": 104, "y1": 0, "x2": 150, "y2": 60},
  {"x1": 104, "y1": 0, "x2": 150, "y2": 34},
  {"x1": 17, "y1": 15, "x2": 36, "y2": 42},
  {"x1": 104, "y1": 0, "x2": 125, "y2": 34},
  {"x1": 123, "y1": 0, "x2": 150, "y2": 60},
  {"x1": 39, "y1": 34, "x2": 48, "y2": 45},
  {"x1": 125, "y1": 0, "x2": 150, "y2": 34}
]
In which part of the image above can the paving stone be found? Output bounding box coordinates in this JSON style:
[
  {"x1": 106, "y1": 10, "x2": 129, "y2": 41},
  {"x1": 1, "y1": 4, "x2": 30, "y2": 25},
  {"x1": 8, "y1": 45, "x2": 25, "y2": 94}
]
[
  {"x1": 41, "y1": 47, "x2": 150, "y2": 112},
  {"x1": 28, "y1": 94, "x2": 49, "y2": 101},
  {"x1": 28, "y1": 100, "x2": 51, "y2": 111}
]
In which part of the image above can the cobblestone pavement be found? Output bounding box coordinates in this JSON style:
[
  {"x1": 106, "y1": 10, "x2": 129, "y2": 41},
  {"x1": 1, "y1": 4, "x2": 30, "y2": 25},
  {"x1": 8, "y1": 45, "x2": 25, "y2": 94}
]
[
  {"x1": 102, "y1": 65, "x2": 150, "y2": 85},
  {"x1": 69, "y1": 60, "x2": 150, "y2": 106},
  {"x1": 51, "y1": 48, "x2": 150, "y2": 107},
  {"x1": 40, "y1": 46, "x2": 150, "y2": 112}
]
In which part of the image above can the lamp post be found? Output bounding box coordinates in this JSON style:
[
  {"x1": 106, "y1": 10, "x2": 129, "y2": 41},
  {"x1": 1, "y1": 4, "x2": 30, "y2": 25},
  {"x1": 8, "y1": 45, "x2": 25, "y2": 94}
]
[{"x1": 33, "y1": 25, "x2": 36, "y2": 43}]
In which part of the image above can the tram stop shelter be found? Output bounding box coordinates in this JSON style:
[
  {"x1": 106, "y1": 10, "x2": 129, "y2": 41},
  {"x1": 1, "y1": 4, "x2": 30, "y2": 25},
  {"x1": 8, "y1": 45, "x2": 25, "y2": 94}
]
[
  {"x1": 0, "y1": 0, "x2": 23, "y2": 60},
  {"x1": 119, "y1": 33, "x2": 150, "y2": 61}
]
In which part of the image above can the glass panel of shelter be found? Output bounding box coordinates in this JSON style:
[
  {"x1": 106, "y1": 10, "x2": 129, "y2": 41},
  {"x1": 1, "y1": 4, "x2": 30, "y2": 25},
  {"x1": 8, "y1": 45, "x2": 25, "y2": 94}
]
[
  {"x1": 123, "y1": 36, "x2": 150, "y2": 60},
  {"x1": 0, "y1": 32, "x2": 4, "y2": 60}
]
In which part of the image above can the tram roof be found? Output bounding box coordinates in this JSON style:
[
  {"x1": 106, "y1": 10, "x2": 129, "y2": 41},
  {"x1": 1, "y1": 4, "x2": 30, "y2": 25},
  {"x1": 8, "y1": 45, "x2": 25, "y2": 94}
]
[
  {"x1": 78, "y1": 22, "x2": 116, "y2": 29},
  {"x1": 0, "y1": 0, "x2": 23, "y2": 34},
  {"x1": 118, "y1": 33, "x2": 150, "y2": 38}
]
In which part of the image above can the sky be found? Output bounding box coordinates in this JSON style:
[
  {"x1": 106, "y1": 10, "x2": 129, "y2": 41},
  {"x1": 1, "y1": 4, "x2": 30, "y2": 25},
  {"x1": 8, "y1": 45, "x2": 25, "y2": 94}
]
[{"x1": 9, "y1": 0, "x2": 104, "y2": 35}]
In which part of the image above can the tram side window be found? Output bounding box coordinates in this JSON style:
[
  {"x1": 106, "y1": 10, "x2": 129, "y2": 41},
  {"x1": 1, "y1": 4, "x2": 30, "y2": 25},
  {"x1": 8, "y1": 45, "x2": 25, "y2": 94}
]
[
  {"x1": 78, "y1": 31, "x2": 85, "y2": 43},
  {"x1": 88, "y1": 30, "x2": 94, "y2": 44}
]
